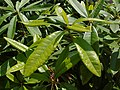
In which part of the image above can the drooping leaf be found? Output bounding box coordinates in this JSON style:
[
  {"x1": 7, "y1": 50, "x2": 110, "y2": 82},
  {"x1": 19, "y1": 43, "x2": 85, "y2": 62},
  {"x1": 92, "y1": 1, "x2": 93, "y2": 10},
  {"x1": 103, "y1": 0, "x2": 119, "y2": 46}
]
[
  {"x1": 80, "y1": 65, "x2": 93, "y2": 85},
  {"x1": 18, "y1": 13, "x2": 41, "y2": 36},
  {"x1": 0, "y1": 6, "x2": 13, "y2": 11},
  {"x1": 0, "y1": 24, "x2": 9, "y2": 35},
  {"x1": 0, "y1": 12, "x2": 12, "y2": 26},
  {"x1": 55, "y1": 51, "x2": 80, "y2": 78},
  {"x1": 7, "y1": 15, "x2": 17, "y2": 39},
  {"x1": 24, "y1": 31, "x2": 65, "y2": 77},
  {"x1": 74, "y1": 37, "x2": 101, "y2": 77},
  {"x1": 68, "y1": 0, "x2": 88, "y2": 17},
  {"x1": 4, "y1": 37, "x2": 29, "y2": 52},
  {"x1": 67, "y1": 24, "x2": 90, "y2": 32},
  {"x1": 55, "y1": 6, "x2": 69, "y2": 24},
  {"x1": 4, "y1": 0, "x2": 14, "y2": 11},
  {"x1": 90, "y1": 0, "x2": 104, "y2": 18}
]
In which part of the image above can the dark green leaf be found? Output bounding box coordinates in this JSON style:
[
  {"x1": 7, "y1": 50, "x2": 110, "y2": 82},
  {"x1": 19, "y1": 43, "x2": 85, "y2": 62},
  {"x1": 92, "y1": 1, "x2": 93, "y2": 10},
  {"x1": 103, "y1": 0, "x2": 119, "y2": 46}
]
[
  {"x1": 7, "y1": 15, "x2": 17, "y2": 39},
  {"x1": 55, "y1": 51, "x2": 80, "y2": 78},
  {"x1": 0, "y1": 24, "x2": 9, "y2": 35},
  {"x1": 80, "y1": 65, "x2": 93, "y2": 85}
]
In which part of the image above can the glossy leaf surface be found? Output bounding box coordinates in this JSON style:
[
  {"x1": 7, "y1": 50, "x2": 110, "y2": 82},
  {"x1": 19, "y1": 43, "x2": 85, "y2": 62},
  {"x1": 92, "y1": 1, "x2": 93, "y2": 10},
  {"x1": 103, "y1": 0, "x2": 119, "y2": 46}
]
[
  {"x1": 24, "y1": 31, "x2": 64, "y2": 77},
  {"x1": 4, "y1": 37, "x2": 28, "y2": 52},
  {"x1": 74, "y1": 37, "x2": 101, "y2": 77}
]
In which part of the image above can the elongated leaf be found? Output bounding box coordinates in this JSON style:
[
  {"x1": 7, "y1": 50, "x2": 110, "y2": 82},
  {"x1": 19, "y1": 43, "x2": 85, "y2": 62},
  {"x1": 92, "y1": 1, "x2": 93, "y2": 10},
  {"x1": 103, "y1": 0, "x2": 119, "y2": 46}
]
[
  {"x1": 67, "y1": 24, "x2": 90, "y2": 32},
  {"x1": 7, "y1": 61, "x2": 25, "y2": 74},
  {"x1": 73, "y1": 18, "x2": 120, "y2": 24},
  {"x1": 0, "y1": 12, "x2": 12, "y2": 26},
  {"x1": 4, "y1": 37, "x2": 28, "y2": 52},
  {"x1": 16, "y1": 1, "x2": 20, "y2": 12},
  {"x1": 74, "y1": 37, "x2": 101, "y2": 77},
  {"x1": 0, "y1": 6, "x2": 13, "y2": 11},
  {"x1": 68, "y1": 0, "x2": 88, "y2": 17},
  {"x1": 19, "y1": 0, "x2": 29, "y2": 9},
  {"x1": 22, "y1": 0, "x2": 42, "y2": 11},
  {"x1": 55, "y1": 51, "x2": 80, "y2": 78},
  {"x1": 80, "y1": 65, "x2": 93, "y2": 85},
  {"x1": 55, "y1": 46, "x2": 69, "y2": 70},
  {"x1": 24, "y1": 31, "x2": 65, "y2": 77},
  {"x1": 0, "y1": 24, "x2": 9, "y2": 35},
  {"x1": 22, "y1": 20, "x2": 51, "y2": 27},
  {"x1": 55, "y1": 6, "x2": 69, "y2": 24},
  {"x1": 90, "y1": 0, "x2": 104, "y2": 18},
  {"x1": 18, "y1": 13, "x2": 41, "y2": 36},
  {"x1": 7, "y1": 16, "x2": 17, "y2": 39},
  {"x1": 4, "y1": 0, "x2": 14, "y2": 11}
]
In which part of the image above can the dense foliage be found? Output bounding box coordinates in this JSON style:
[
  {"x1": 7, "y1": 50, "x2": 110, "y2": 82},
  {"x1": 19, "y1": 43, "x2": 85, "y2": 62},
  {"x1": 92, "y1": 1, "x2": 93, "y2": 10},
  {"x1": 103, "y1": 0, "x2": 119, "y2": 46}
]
[{"x1": 0, "y1": 0, "x2": 120, "y2": 90}]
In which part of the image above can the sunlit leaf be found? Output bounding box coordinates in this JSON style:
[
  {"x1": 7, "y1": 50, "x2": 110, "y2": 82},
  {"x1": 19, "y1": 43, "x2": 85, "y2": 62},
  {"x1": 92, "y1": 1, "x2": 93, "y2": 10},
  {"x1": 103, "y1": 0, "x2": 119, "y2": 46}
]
[
  {"x1": 0, "y1": 12, "x2": 12, "y2": 26},
  {"x1": 68, "y1": 0, "x2": 88, "y2": 17},
  {"x1": 74, "y1": 37, "x2": 101, "y2": 77},
  {"x1": 24, "y1": 31, "x2": 65, "y2": 77},
  {"x1": 4, "y1": 37, "x2": 29, "y2": 52},
  {"x1": 4, "y1": 0, "x2": 14, "y2": 11},
  {"x1": 55, "y1": 6, "x2": 69, "y2": 24},
  {"x1": 67, "y1": 24, "x2": 90, "y2": 32}
]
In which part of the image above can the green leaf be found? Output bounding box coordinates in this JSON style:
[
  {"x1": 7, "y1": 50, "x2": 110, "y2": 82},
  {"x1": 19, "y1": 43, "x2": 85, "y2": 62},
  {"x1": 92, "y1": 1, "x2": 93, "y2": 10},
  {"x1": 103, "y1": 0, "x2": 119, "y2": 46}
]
[
  {"x1": 83, "y1": 26, "x2": 99, "y2": 54},
  {"x1": 60, "y1": 82, "x2": 77, "y2": 90},
  {"x1": 55, "y1": 51, "x2": 80, "y2": 78},
  {"x1": 27, "y1": 73, "x2": 49, "y2": 84},
  {"x1": 22, "y1": 0, "x2": 43, "y2": 11},
  {"x1": 73, "y1": 18, "x2": 120, "y2": 24},
  {"x1": 6, "y1": 73, "x2": 19, "y2": 83},
  {"x1": 7, "y1": 61, "x2": 25, "y2": 74},
  {"x1": 68, "y1": 0, "x2": 88, "y2": 17},
  {"x1": 15, "y1": 1, "x2": 20, "y2": 12},
  {"x1": 22, "y1": 20, "x2": 51, "y2": 27},
  {"x1": 7, "y1": 15, "x2": 17, "y2": 39},
  {"x1": 74, "y1": 37, "x2": 101, "y2": 77},
  {"x1": 4, "y1": 37, "x2": 29, "y2": 52},
  {"x1": 55, "y1": 46, "x2": 69, "y2": 70},
  {"x1": 18, "y1": 13, "x2": 41, "y2": 36},
  {"x1": 0, "y1": 6, "x2": 13, "y2": 11},
  {"x1": 19, "y1": 0, "x2": 29, "y2": 9},
  {"x1": 0, "y1": 58, "x2": 15, "y2": 76},
  {"x1": 80, "y1": 65, "x2": 93, "y2": 85},
  {"x1": 33, "y1": 34, "x2": 41, "y2": 43},
  {"x1": 110, "y1": 23, "x2": 119, "y2": 33},
  {"x1": 0, "y1": 12, "x2": 12, "y2": 26},
  {"x1": 0, "y1": 24, "x2": 9, "y2": 35},
  {"x1": 67, "y1": 24, "x2": 90, "y2": 32},
  {"x1": 90, "y1": 0, "x2": 104, "y2": 18},
  {"x1": 4, "y1": 0, "x2": 14, "y2": 11},
  {"x1": 24, "y1": 31, "x2": 65, "y2": 77},
  {"x1": 55, "y1": 6, "x2": 69, "y2": 24}
]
